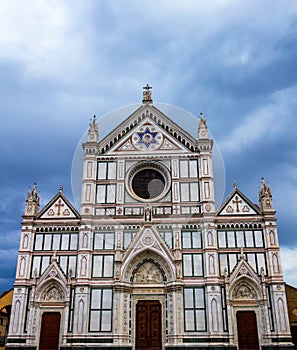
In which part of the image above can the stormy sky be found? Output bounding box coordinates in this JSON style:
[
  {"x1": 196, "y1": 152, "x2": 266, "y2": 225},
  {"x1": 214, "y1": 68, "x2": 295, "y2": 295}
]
[{"x1": 1, "y1": 1, "x2": 297, "y2": 291}]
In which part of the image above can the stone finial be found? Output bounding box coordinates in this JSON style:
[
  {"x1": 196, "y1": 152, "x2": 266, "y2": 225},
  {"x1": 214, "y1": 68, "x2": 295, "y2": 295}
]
[
  {"x1": 233, "y1": 181, "x2": 237, "y2": 189},
  {"x1": 142, "y1": 84, "x2": 152, "y2": 103},
  {"x1": 59, "y1": 185, "x2": 63, "y2": 193},
  {"x1": 52, "y1": 251, "x2": 58, "y2": 263},
  {"x1": 88, "y1": 115, "x2": 99, "y2": 142},
  {"x1": 68, "y1": 268, "x2": 73, "y2": 283},
  {"x1": 198, "y1": 112, "x2": 208, "y2": 139},
  {"x1": 259, "y1": 177, "x2": 274, "y2": 213},
  {"x1": 240, "y1": 247, "x2": 245, "y2": 260},
  {"x1": 24, "y1": 182, "x2": 40, "y2": 216}
]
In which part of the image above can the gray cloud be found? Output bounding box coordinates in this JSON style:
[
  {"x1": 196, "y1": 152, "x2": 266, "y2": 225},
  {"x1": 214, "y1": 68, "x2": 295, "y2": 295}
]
[{"x1": 1, "y1": 1, "x2": 297, "y2": 291}]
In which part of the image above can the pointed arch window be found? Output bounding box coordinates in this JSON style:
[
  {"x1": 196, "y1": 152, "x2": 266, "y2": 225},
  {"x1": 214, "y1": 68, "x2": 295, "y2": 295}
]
[
  {"x1": 77, "y1": 299, "x2": 85, "y2": 333},
  {"x1": 211, "y1": 298, "x2": 219, "y2": 332},
  {"x1": 12, "y1": 300, "x2": 21, "y2": 333}
]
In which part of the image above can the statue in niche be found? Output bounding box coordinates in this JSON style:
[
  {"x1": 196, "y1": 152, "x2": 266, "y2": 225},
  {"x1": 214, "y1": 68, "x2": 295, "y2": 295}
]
[
  {"x1": 270, "y1": 230, "x2": 276, "y2": 245},
  {"x1": 207, "y1": 231, "x2": 213, "y2": 246},
  {"x1": 145, "y1": 206, "x2": 152, "y2": 222}
]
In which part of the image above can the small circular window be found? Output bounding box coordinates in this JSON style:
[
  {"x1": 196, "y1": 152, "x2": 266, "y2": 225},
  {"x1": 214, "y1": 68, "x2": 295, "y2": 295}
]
[{"x1": 126, "y1": 162, "x2": 171, "y2": 202}]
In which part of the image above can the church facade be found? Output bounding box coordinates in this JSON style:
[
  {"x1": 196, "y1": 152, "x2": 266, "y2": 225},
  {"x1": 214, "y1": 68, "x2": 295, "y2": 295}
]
[{"x1": 7, "y1": 88, "x2": 293, "y2": 349}]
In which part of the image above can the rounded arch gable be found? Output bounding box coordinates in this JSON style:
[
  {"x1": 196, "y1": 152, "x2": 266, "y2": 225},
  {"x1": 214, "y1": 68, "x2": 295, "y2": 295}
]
[
  {"x1": 230, "y1": 276, "x2": 262, "y2": 302},
  {"x1": 122, "y1": 248, "x2": 175, "y2": 283},
  {"x1": 35, "y1": 278, "x2": 67, "y2": 303},
  {"x1": 131, "y1": 259, "x2": 166, "y2": 284}
]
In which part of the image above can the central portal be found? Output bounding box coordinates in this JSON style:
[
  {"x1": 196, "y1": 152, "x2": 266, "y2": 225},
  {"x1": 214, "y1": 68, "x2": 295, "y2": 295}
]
[{"x1": 136, "y1": 300, "x2": 162, "y2": 350}]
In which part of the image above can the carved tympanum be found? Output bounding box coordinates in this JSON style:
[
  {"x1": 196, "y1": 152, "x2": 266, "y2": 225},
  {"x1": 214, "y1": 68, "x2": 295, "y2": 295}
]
[
  {"x1": 233, "y1": 283, "x2": 256, "y2": 299},
  {"x1": 42, "y1": 285, "x2": 64, "y2": 301},
  {"x1": 133, "y1": 261, "x2": 164, "y2": 284}
]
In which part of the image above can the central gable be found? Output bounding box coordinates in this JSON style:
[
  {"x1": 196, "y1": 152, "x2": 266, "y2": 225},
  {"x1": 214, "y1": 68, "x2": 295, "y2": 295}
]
[
  {"x1": 98, "y1": 105, "x2": 197, "y2": 155},
  {"x1": 111, "y1": 118, "x2": 188, "y2": 154}
]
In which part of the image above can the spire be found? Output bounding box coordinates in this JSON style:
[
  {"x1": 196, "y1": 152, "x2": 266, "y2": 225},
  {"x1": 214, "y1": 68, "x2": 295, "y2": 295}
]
[
  {"x1": 198, "y1": 112, "x2": 208, "y2": 139},
  {"x1": 88, "y1": 115, "x2": 99, "y2": 142},
  {"x1": 24, "y1": 182, "x2": 40, "y2": 216},
  {"x1": 259, "y1": 177, "x2": 274, "y2": 213},
  {"x1": 142, "y1": 84, "x2": 153, "y2": 103}
]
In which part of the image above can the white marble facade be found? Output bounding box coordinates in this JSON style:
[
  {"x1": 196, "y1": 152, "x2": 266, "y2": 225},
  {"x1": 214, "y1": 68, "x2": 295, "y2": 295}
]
[{"x1": 7, "y1": 91, "x2": 293, "y2": 349}]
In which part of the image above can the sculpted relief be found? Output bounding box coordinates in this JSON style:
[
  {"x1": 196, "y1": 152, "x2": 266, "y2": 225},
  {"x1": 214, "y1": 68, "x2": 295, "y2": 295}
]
[
  {"x1": 133, "y1": 261, "x2": 164, "y2": 284},
  {"x1": 41, "y1": 285, "x2": 64, "y2": 302},
  {"x1": 233, "y1": 283, "x2": 256, "y2": 300}
]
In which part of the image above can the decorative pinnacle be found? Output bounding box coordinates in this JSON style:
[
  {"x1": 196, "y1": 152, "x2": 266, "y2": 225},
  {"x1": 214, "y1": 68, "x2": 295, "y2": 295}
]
[
  {"x1": 240, "y1": 247, "x2": 245, "y2": 260},
  {"x1": 52, "y1": 251, "x2": 58, "y2": 262},
  {"x1": 59, "y1": 185, "x2": 63, "y2": 192},
  {"x1": 142, "y1": 84, "x2": 152, "y2": 103},
  {"x1": 233, "y1": 181, "x2": 237, "y2": 189}
]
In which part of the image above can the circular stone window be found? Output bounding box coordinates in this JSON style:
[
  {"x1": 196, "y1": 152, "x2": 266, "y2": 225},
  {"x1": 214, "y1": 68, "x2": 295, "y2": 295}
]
[{"x1": 126, "y1": 162, "x2": 171, "y2": 202}]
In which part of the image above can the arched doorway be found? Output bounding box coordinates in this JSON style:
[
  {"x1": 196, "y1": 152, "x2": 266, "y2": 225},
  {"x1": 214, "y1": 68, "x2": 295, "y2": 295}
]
[
  {"x1": 130, "y1": 258, "x2": 167, "y2": 349},
  {"x1": 121, "y1": 246, "x2": 177, "y2": 348}
]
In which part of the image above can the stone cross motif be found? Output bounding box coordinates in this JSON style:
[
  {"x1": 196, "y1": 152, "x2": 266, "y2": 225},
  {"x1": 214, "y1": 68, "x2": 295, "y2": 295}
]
[
  {"x1": 232, "y1": 195, "x2": 242, "y2": 213},
  {"x1": 55, "y1": 199, "x2": 64, "y2": 216}
]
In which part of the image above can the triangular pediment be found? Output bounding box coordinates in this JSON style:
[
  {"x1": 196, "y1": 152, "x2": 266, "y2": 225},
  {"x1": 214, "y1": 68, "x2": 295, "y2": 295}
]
[
  {"x1": 230, "y1": 258, "x2": 260, "y2": 283},
  {"x1": 37, "y1": 190, "x2": 80, "y2": 219},
  {"x1": 110, "y1": 119, "x2": 189, "y2": 154},
  {"x1": 37, "y1": 258, "x2": 68, "y2": 285},
  {"x1": 35, "y1": 257, "x2": 68, "y2": 302},
  {"x1": 98, "y1": 104, "x2": 198, "y2": 155},
  {"x1": 122, "y1": 225, "x2": 175, "y2": 261},
  {"x1": 228, "y1": 257, "x2": 262, "y2": 300},
  {"x1": 121, "y1": 225, "x2": 175, "y2": 274},
  {"x1": 217, "y1": 187, "x2": 261, "y2": 216}
]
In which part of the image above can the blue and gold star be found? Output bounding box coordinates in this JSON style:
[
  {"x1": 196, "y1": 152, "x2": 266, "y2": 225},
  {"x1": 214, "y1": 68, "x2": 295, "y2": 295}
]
[{"x1": 137, "y1": 127, "x2": 157, "y2": 148}]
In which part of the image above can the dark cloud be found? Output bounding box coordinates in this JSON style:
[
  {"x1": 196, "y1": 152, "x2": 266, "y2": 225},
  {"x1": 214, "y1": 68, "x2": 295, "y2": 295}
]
[{"x1": 1, "y1": 1, "x2": 297, "y2": 291}]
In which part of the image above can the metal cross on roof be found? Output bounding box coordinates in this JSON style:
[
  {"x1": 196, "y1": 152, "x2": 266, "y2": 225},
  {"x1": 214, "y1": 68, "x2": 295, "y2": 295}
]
[{"x1": 142, "y1": 84, "x2": 152, "y2": 103}]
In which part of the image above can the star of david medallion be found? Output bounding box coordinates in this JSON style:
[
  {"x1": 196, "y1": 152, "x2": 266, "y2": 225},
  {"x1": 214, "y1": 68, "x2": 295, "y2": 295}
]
[
  {"x1": 132, "y1": 124, "x2": 163, "y2": 151},
  {"x1": 142, "y1": 233, "x2": 154, "y2": 246}
]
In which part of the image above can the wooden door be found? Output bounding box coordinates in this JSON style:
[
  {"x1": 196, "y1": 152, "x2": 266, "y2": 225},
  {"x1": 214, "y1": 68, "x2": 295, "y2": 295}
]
[
  {"x1": 237, "y1": 311, "x2": 259, "y2": 350},
  {"x1": 39, "y1": 312, "x2": 61, "y2": 350},
  {"x1": 136, "y1": 300, "x2": 162, "y2": 350}
]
